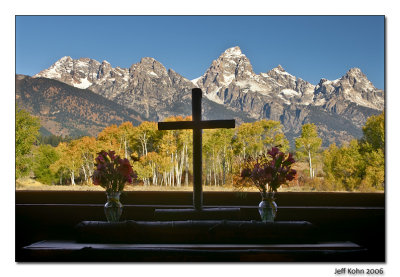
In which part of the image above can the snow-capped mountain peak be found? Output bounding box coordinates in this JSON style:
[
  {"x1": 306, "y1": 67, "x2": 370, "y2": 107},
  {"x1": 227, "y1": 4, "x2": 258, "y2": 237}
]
[
  {"x1": 34, "y1": 56, "x2": 104, "y2": 89},
  {"x1": 59, "y1": 56, "x2": 72, "y2": 62},
  {"x1": 313, "y1": 67, "x2": 383, "y2": 110},
  {"x1": 34, "y1": 49, "x2": 383, "y2": 113},
  {"x1": 274, "y1": 64, "x2": 285, "y2": 72},
  {"x1": 269, "y1": 65, "x2": 294, "y2": 77},
  {"x1": 221, "y1": 46, "x2": 244, "y2": 57},
  {"x1": 195, "y1": 46, "x2": 256, "y2": 98}
]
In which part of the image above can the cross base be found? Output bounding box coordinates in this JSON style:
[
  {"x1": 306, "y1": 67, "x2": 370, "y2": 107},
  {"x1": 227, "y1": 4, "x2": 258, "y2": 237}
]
[{"x1": 154, "y1": 208, "x2": 241, "y2": 221}]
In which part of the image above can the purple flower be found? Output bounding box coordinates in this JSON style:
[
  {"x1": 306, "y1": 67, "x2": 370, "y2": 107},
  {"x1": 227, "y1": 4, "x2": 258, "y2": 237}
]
[
  {"x1": 285, "y1": 153, "x2": 295, "y2": 165},
  {"x1": 96, "y1": 155, "x2": 105, "y2": 164},
  {"x1": 108, "y1": 150, "x2": 116, "y2": 161},
  {"x1": 92, "y1": 150, "x2": 137, "y2": 191},
  {"x1": 267, "y1": 147, "x2": 280, "y2": 158}
]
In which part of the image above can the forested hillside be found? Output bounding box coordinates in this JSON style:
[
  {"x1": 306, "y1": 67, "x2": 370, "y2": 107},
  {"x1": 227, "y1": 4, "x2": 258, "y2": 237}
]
[{"x1": 16, "y1": 75, "x2": 144, "y2": 137}]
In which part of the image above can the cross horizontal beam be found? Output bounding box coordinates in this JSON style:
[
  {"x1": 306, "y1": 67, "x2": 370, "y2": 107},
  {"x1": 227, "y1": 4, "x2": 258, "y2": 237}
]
[{"x1": 158, "y1": 119, "x2": 235, "y2": 131}]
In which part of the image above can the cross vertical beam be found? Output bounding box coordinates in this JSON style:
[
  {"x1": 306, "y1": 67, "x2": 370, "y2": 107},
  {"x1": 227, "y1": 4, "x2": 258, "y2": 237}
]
[{"x1": 192, "y1": 88, "x2": 202, "y2": 210}]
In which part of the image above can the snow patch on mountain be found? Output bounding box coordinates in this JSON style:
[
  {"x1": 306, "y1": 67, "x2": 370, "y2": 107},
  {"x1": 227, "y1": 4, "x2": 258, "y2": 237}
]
[
  {"x1": 220, "y1": 73, "x2": 236, "y2": 86},
  {"x1": 191, "y1": 76, "x2": 201, "y2": 85},
  {"x1": 204, "y1": 90, "x2": 224, "y2": 104},
  {"x1": 44, "y1": 66, "x2": 62, "y2": 79},
  {"x1": 148, "y1": 71, "x2": 159, "y2": 78},
  {"x1": 235, "y1": 80, "x2": 267, "y2": 94},
  {"x1": 280, "y1": 89, "x2": 300, "y2": 97},
  {"x1": 75, "y1": 78, "x2": 92, "y2": 89}
]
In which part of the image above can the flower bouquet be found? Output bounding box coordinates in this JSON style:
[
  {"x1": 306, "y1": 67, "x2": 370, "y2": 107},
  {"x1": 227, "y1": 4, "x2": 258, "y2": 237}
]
[
  {"x1": 241, "y1": 147, "x2": 296, "y2": 222},
  {"x1": 92, "y1": 150, "x2": 137, "y2": 222}
]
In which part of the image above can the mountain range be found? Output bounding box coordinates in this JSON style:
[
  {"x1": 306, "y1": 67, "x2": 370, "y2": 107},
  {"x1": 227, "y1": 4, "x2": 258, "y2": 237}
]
[{"x1": 16, "y1": 46, "x2": 384, "y2": 146}]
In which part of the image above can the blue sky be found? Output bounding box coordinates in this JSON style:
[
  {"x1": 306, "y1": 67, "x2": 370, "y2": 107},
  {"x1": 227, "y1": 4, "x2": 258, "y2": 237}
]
[{"x1": 16, "y1": 15, "x2": 384, "y2": 89}]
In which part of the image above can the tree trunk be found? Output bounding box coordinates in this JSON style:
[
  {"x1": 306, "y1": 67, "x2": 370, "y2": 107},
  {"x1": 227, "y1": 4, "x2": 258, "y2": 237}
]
[
  {"x1": 70, "y1": 170, "x2": 75, "y2": 186},
  {"x1": 308, "y1": 150, "x2": 313, "y2": 179},
  {"x1": 184, "y1": 145, "x2": 189, "y2": 186},
  {"x1": 162, "y1": 172, "x2": 167, "y2": 186},
  {"x1": 124, "y1": 138, "x2": 128, "y2": 159},
  {"x1": 144, "y1": 133, "x2": 148, "y2": 156},
  {"x1": 171, "y1": 167, "x2": 175, "y2": 187},
  {"x1": 152, "y1": 162, "x2": 158, "y2": 186},
  {"x1": 222, "y1": 147, "x2": 226, "y2": 185},
  {"x1": 214, "y1": 165, "x2": 217, "y2": 186},
  {"x1": 176, "y1": 149, "x2": 184, "y2": 187},
  {"x1": 81, "y1": 165, "x2": 87, "y2": 184},
  {"x1": 141, "y1": 141, "x2": 145, "y2": 158},
  {"x1": 174, "y1": 152, "x2": 181, "y2": 187},
  {"x1": 170, "y1": 153, "x2": 174, "y2": 186},
  {"x1": 86, "y1": 162, "x2": 93, "y2": 185}
]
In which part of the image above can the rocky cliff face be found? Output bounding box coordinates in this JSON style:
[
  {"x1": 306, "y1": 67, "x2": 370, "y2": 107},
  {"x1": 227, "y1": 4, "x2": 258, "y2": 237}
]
[
  {"x1": 313, "y1": 68, "x2": 384, "y2": 128},
  {"x1": 193, "y1": 47, "x2": 383, "y2": 144},
  {"x1": 33, "y1": 46, "x2": 384, "y2": 146},
  {"x1": 36, "y1": 56, "x2": 189, "y2": 121},
  {"x1": 194, "y1": 47, "x2": 315, "y2": 108}
]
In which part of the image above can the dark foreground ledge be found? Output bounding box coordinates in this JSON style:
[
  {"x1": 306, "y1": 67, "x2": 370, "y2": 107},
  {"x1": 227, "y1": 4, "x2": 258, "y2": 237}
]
[
  {"x1": 75, "y1": 220, "x2": 317, "y2": 244},
  {"x1": 22, "y1": 240, "x2": 366, "y2": 262},
  {"x1": 23, "y1": 220, "x2": 367, "y2": 262}
]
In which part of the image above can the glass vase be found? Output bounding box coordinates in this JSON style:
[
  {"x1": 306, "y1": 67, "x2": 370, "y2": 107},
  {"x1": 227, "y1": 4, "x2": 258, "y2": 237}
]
[
  {"x1": 259, "y1": 191, "x2": 277, "y2": 222},
  {"x1": 104, "y1": 191, "x2": 123, "y2": 222}
]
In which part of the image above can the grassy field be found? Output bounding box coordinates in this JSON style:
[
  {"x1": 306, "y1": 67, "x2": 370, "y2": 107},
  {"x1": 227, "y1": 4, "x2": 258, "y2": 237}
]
[
  {"x1": 15, "y1": 177, "x2": 383, "y2": 193},
  {"x1": 15, "y1": 177, "x2": 259, "y2": 192},
  {"x1": 13, "y1": 160, "x2": 324, "y2": 192}
]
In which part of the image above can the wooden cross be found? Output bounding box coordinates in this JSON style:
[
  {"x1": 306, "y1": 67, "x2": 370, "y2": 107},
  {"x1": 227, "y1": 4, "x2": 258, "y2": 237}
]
[{"x1": 158, "y1": 88, "x2": 235, "y2": 210}]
